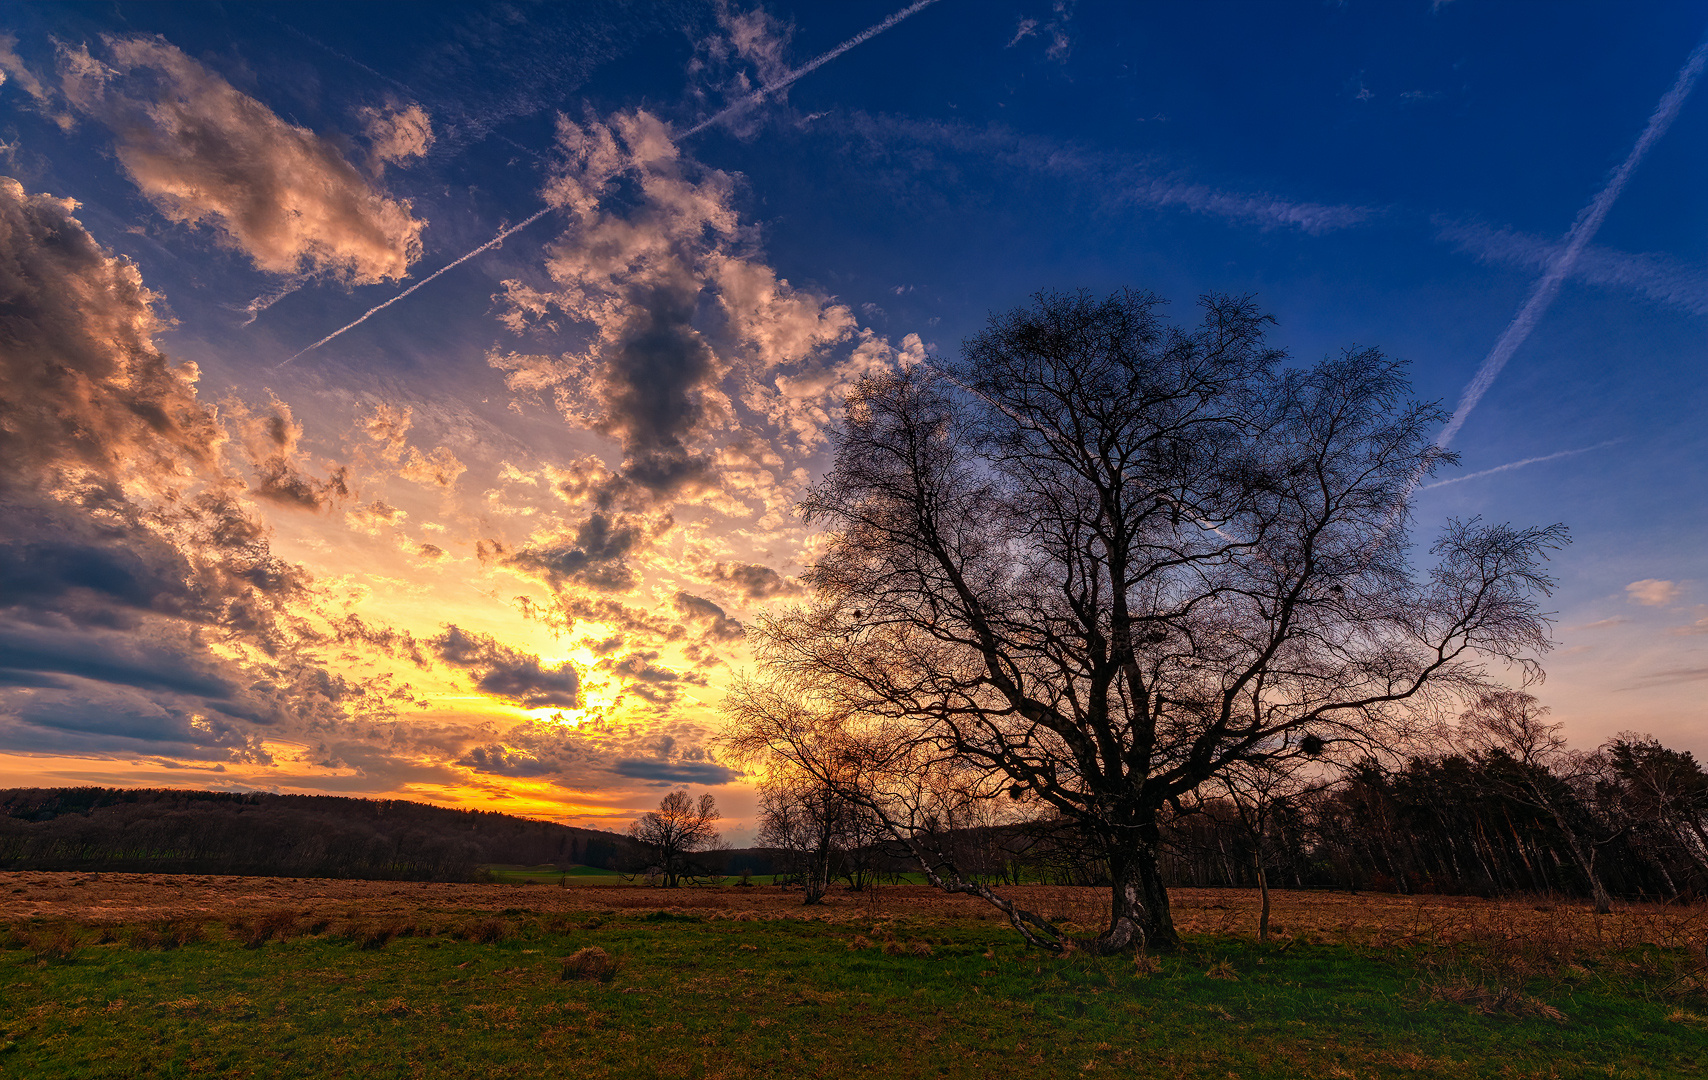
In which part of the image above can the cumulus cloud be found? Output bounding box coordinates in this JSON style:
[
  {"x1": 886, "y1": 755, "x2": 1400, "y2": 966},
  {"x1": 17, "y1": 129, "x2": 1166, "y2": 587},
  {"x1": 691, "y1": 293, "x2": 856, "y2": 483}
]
[
  {"x1": 60, "y1": 35, "x2": 425, "y2": 283},
  {"x1": 360, "y1": 101, "x2": 435, "y2": 169},
  {"x1": 0, "y1": 175, "x2": 429, "y2": 767},
  {"x1": 496, "y1": 108, "x2": 910, "y2": 511},
  {"x1": 687, "y1": 3, "x2": 796, "y2": 139},
  {"x1": 359, "y1": 403, "x2": 467, "y2": 488},
  {"x1": 0, "y1": 178, "x2": 219, "y2": 485},
  {"x1": 1627, "y1": 579, "x2": 1683, "y2": 607},
  {"x1": 231, "y1": 397, "x2": 350, "y2": 512},
  {"x1": 672, "y1": 592, "x2": 745, "y2": 641},
  {"x1": 430, "y1": 625, "x2": 580, "y2": 709}
]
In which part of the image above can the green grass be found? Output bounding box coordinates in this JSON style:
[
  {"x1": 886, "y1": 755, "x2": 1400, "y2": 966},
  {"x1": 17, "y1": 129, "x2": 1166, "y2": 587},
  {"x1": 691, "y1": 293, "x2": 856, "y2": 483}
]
[{"x1": 1, "y1": 912, "x2": 1702, "y2": 1079}]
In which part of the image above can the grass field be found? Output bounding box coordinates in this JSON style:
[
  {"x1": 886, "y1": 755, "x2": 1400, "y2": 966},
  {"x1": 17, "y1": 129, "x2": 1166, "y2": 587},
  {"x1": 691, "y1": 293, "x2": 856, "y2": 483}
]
[{"x1": 2, "y1": 874, "x2": 1704, "y2": 1078}]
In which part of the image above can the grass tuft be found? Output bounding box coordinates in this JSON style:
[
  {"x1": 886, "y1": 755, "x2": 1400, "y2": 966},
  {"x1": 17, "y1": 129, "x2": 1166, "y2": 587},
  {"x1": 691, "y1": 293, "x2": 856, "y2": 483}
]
[{"x1": 560, "y1": 946, "x2": 620, "y2": 982}]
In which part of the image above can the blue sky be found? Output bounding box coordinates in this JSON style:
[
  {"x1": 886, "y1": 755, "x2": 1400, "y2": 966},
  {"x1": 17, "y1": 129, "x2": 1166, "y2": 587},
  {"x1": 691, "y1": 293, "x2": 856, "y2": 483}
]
[{"x1": 0, "y1": 0, "x2": 1702, "y2": 829}]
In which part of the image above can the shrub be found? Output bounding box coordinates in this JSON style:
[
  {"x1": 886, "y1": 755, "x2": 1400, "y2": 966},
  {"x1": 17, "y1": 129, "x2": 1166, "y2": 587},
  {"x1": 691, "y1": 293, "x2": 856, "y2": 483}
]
[
  {"x1": 1427, "y1": 979, "x2": 1566, "y2": 1022},
  {"x1": 129, "y1": 920, "x2": 205, "y2": 950},
  {"x1": 234, "y1": 909, "x2": 299, "y2": 949},
  {"x1": 28, "y1": 924, "x2": 82, "y2": 964},
  {"x1": 561, "y1": 946, "x2": 620, "y2": 982}
]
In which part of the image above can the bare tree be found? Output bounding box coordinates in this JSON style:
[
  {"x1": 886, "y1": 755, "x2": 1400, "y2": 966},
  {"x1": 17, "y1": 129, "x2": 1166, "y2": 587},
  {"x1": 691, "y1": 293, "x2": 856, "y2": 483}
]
[
  {"x1": 626, "y1": 789, "x2": 721, "y2": 888},
  {"x1": 726, "y1": 289, "x2": 1566, "y2": 953},
  {"x1": 1456, "y1": 691, "x2": 1618, "y2": 913},
  {"x1": 1210, "y1": 751, "x2": 1322, "y2": 941},
  {"x1": 756, "y1": 772, "x2": 857, "y2": 904}
]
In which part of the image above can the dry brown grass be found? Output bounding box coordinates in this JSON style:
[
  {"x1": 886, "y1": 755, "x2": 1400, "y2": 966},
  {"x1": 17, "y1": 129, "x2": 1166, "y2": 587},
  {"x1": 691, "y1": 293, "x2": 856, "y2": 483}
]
[
  {"x1": 560, "y1": 946, "x2": 620, "y2": 982},
  {"x1": 126, "y1": 919, "x2": 205, "y2": 950},
  {"x1": 2, "y1": 871, "x2": 1703, "y2": 963}
]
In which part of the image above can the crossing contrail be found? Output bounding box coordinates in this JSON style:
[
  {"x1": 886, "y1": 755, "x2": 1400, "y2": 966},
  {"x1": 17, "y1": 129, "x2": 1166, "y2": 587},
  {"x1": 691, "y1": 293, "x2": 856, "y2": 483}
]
[
  {"x1": 275, "y1": 207, "x2": 553, "y2": 368},
  {"x1": 1433, "y1": 27, "x2": 1708, "y2": 451},
  {"x1": 1418, "y1": 439, "x2": 1621, "y2": 491},
  {"x1": 682, "y1": 0, "x2": 942, "y2": 138},
  {"x1": 275, "y1": 0, "x2": 943, "y2": 367}
]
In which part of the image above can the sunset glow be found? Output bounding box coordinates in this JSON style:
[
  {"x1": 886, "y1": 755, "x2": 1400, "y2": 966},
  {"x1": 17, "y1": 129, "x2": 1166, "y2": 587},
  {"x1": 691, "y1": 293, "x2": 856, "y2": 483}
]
[{"x1": 0, "y1": 2, "x2": 1702, "y2": 841}]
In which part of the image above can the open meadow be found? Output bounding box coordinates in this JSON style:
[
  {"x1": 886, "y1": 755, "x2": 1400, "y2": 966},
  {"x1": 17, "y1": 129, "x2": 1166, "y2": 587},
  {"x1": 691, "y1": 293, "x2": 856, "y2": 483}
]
[{"x1": 2, "y1": 872, "x2": 1705, "y2": 1079}]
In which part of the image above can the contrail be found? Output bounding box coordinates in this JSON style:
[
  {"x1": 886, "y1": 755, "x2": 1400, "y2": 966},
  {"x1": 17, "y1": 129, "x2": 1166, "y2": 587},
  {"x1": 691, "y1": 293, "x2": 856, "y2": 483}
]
[
  {"x1": 1433, "y1": 27, "x2": 1708, "y2": 451},
  {"x1": 682, "y1": 0, "x2": 943, "y2": 138},
  {"x1": 277, "y1": 0, "x2": 941, "y2": 366},
  {"x1": 274, "y1": 207, "x2": 553, "y2": 368},
  {"x1": 1418, "y1": 439, "x2": 1621, "y2": 491}
]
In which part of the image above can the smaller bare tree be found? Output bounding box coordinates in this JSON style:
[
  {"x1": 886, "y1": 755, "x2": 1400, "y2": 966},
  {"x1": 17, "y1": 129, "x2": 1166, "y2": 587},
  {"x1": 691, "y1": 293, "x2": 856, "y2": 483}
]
[
  {"x1": 627, "y1": 789, "x2": 721, "y2": 888},
  {"x1": 1210, "y1": 744, "x2": 1324, "y2": 941},
  {"x1": 757, "y1": 773, "x2": 851, "y2": 904}
]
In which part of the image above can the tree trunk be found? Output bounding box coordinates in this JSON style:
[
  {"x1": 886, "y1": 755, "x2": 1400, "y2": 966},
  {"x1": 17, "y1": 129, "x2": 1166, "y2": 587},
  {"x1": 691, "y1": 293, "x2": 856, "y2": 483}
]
[
  {"x1": 1257, "y1": 864, "x2": 1271, "y2": 943},
  {"x1": 1094, "y1": 832, "x2": 1177, "y2": 954},
  {"x1": 803, "y1": 836, "x2": 831, "y2": 905}
]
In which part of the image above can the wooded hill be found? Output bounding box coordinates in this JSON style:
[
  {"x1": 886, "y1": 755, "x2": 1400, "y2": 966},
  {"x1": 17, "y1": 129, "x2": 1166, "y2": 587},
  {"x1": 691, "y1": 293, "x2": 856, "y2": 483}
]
[{"x1": 0, "y1": 788, "x2": 630, "y2": 881}]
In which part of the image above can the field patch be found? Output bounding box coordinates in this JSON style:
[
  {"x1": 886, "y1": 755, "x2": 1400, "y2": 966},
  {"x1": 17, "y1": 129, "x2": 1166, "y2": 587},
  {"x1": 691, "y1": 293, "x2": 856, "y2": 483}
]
[{"x1": 1, "y1": 875, "x2": 1704, "y2": 1078}]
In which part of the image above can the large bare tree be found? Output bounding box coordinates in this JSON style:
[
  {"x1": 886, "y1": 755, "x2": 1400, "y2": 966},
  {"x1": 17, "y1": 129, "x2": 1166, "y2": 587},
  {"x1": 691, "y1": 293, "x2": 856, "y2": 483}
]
[{"x1": 726, "y1": 289, "x2": 1566, "y2": 953}]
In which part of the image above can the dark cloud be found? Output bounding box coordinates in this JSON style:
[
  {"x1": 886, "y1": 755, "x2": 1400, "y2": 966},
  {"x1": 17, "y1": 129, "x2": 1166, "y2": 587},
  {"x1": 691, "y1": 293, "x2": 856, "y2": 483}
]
[
  {"x1": 431, "y1": 625, "x2": 580, "y2": 709},
  {"x1": 0, "y1": 628, "x2": 237, "y2": 700},
  {"x1": 612, "y1": 757, "x2": 741, "y2": 785},
  {"x1": 709, "y1": 561, "x2": 798, "y2": 602},
  {"x1": 253, "y1": 459, "x2": 350, "y2": 511},
  {"x1": 506, "y1": 513, "x2": 641, "y2": 593},
  {"x1": 0, "y1": 691, "x2": 271, "y2": 764},
  {"x1": 672, "y1": 591, "x2": 744, "y2": 641},
  {"x1": 596, "y1": 281, "x2": 720, "y2": 496},
  {"x1": 0, "y1": 175, "x2": 403, "y2": 769},
  {"x1": 608, "y1": 653, "x2": 679, "y2": 684},
  {"x1": 0, "y1": 177, "x2": 219, "y2": 482}
]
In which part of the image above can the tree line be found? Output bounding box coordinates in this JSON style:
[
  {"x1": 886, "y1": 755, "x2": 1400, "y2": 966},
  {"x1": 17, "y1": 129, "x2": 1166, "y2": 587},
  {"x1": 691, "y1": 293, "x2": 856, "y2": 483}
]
[{"x1": 0, "y1": 788, "x2": 628, "y2": 880}]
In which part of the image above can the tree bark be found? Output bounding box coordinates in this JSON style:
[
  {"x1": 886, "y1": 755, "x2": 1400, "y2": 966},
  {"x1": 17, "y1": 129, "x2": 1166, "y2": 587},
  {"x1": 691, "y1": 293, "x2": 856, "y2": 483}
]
[{"x1": 1094, "y1": 831, "x2": 1177, "y2": 954}]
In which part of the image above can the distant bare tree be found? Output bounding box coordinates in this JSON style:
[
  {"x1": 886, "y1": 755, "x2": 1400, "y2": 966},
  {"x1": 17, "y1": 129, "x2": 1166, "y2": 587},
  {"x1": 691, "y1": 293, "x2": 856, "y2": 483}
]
[
  {"x1": 726, "y1": 288, "x2": 1566, "y2": 953},
  {"x1": 1456, "y1": 691, "x2": 1616, "y2": 913},
  {"x1": 627, "y1": 789, "x2": 720, "y2": 888},
  {"x1": 756, "y1": 773, "x2": 852, "y2": 904}
]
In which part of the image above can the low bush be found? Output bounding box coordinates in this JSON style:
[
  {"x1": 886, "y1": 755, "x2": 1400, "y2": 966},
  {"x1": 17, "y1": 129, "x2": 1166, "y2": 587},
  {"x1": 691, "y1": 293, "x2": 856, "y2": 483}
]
[{"x1": 560, "y1": 946, "x2": 619, "y2": 982}]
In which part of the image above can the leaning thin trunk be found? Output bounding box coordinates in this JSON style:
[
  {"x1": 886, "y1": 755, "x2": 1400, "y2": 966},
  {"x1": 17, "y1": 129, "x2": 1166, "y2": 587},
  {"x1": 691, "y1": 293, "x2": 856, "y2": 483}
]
[{"x1": 1256, "y1": 864, "x2": 1271, "y2": 943}]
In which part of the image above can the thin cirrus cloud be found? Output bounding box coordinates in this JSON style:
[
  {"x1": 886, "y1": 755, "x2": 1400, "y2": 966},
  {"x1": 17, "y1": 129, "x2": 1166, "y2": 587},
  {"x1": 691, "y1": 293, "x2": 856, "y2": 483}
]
[
  {"x1": 1436, "y1": 219, "x2": 1708, "y2": 318},
  {"x1": 58, "y1": 35, "x2": 427, "y2": 284},
  {"x1": 840, "y1": 113, "x2": 1379, "y2": 236}
]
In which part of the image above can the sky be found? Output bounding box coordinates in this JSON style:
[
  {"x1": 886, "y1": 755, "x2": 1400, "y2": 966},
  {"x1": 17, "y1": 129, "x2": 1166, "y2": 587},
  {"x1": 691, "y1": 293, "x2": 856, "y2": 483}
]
[{"x1": 0, "y1": 0, "x2": 1703, "y2": 841}]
